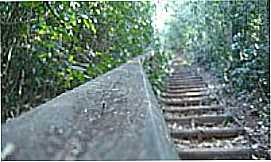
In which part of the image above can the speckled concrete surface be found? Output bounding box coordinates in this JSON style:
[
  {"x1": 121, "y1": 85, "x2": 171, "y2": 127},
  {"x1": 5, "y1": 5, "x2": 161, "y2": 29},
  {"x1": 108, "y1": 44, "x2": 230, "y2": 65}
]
[{"x1": 1, "y1": 56, "x2": 178, "y2": 160}]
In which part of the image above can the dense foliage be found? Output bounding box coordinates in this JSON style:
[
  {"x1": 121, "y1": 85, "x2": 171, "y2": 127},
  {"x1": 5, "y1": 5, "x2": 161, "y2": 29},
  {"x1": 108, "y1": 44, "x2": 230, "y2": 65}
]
[
  {"x1": 162, "y1": 0, "x2": 269, "y2": 158},
  {"x1": 144, "y1": 49, "x2": 173, "y2": 96},
  {"x1": 164, "y1": 0, "x2": 269, "y2": 115},
  {"x1": 1, "y1": 1, "x2": 154, "y2": 122}
]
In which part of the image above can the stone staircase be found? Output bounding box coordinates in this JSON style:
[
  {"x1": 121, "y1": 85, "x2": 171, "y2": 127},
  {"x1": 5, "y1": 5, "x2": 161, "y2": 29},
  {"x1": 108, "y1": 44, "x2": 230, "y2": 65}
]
[{"x1": 161, "y1": 65, "x2": 253, "y2": 160}]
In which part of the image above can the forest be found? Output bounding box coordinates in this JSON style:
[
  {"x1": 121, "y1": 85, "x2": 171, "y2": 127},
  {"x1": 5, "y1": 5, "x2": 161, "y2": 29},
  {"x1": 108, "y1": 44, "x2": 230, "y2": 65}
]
[
  {"x1": 1, "y1": 1, "x2": 156, "y2": 121},
  {"x1": 0, "y1": 0, "x2": 270, "y2": 160},
  {"x1": 161, "y1": 0, "x2": 269, "y2": 159}
]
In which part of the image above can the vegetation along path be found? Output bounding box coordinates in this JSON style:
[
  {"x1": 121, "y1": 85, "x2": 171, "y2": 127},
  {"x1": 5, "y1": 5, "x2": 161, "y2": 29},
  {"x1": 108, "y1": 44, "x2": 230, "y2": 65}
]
[
  {"x1": 1, "y1": 0, "x2": 269, "y2": 160},
  {"x1": 160, "y1": 59, "x2": 253, "y2": 160}
]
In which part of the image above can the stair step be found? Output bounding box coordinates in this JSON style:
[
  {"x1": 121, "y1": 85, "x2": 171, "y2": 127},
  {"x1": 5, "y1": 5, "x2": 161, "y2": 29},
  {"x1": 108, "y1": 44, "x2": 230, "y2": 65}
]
[
  {"x1": 165, "y1": 114, "x2": 232, "y2": 125},
  {"x1": 163, "y1": 105, "x2": 223, "y2": 113},
  {"x1": 161, "y1": 92, "x2": 208, "y2": 98},
  {"x1": 161, "y1": 96, "x2": 209, "y2": 105},
  {"x1": 168, "y1": 81, "x2": 206, "y2": 86},
  {"x1": 168, "y1": 75, "x2": 202, "y2": 79},
  {"x1": 168, "y1": 80, "x2": 204, "y2": 84},
  {"x1": 172, "y1": 71, "x2": 193, "y2": 74},
  {"x1": 170, "y1": 72, "x2": 196, "y2": 75},
  {"x1": 171, "y1": 75, "x2": 198, "y2": 78},
  {"x1": 177, "y1": 147, "x2": 252, "y2": 159},
  {"x1": 171, "y1": 74, "x2": 195, "y2": 77},
  {"x1": 165, "y1": 87, "x2": 208, "y2": 94},
  {"x1": 169, "y1": 76, "x2": 202, "y2": 80},
  {"x1": 168, "y1": 80, "x2": 206, "y2": 85},
  {"x1": 171, "y1": 127, "x2": 245, "y2": 139},
  {"x1": 167, "y1": 84, "x2": 205, "y2": 90}
]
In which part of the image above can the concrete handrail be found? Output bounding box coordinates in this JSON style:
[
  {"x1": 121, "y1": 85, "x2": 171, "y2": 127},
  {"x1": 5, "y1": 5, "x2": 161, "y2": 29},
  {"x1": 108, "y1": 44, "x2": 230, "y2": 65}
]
[{"x1": 1, "y1": 54, "x2": 178, "y2": 160}]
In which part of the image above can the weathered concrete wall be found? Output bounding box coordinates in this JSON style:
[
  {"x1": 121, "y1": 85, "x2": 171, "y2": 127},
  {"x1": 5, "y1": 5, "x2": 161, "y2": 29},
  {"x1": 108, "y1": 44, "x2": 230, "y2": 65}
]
[{"x1": 1, "y1": 56, "x2": 178, "y2": 160}]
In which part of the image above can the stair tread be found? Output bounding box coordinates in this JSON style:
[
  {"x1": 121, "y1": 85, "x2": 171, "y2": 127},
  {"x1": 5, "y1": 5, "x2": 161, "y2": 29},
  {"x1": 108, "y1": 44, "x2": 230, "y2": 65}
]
[
  {"x1": 166, "y1": 114, "x2": 230, "y2": 120},
  {"x1": 171, "y1": 127, "x2": 245, "y2": 139},
  {"x1": 168, "y1": 78, "x2": 203, "y2": 82},
  {"x1": 165, "y1": 114, "x2": 232, "y2": 125},
  {"x1": 172, "y1": 127, "x2": 245, "y2": 132},
  {"x1": 168, "y1": 76, "x2": 202, "y2": 79},
  {"x1": 163, "y1": 105, "x2": 223, "y2": 112},
  {"x1": 165, "y1": 87, "x2": 207, "y2": 93},
  {"x1": 167, "y1": 85, "x2": 206, "y2": 89},
  {"x1": 162, "y1": 96, "x2": 208, "y2": 101},
  {"x1": 169, "y1": 75, "x2": 202, "y2": 78},
  {"x1": 161, "y1": 96, "x2": 211, "y2": 105},
  {"x1": 177, "y1": 147, "x2": 252, "y2": 159},
  {"x1": 169, "y1": 78, "x2": 203, "y2": 81},
  {"x1": 169, "y1": 79, "x2": 204, "y2": 82},
  {"x1": 168, "y1": 82, "x2": 206, "y2": 86},
  {"x1": 161, "y1": 92, "x2": 208, "y2": 98}
]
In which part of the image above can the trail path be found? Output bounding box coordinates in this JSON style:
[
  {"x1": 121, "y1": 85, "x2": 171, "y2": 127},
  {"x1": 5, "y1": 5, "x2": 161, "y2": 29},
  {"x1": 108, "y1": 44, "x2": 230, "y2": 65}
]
[{"x1": 161, "y1": 59, "x2": 253, "y2": 160}]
